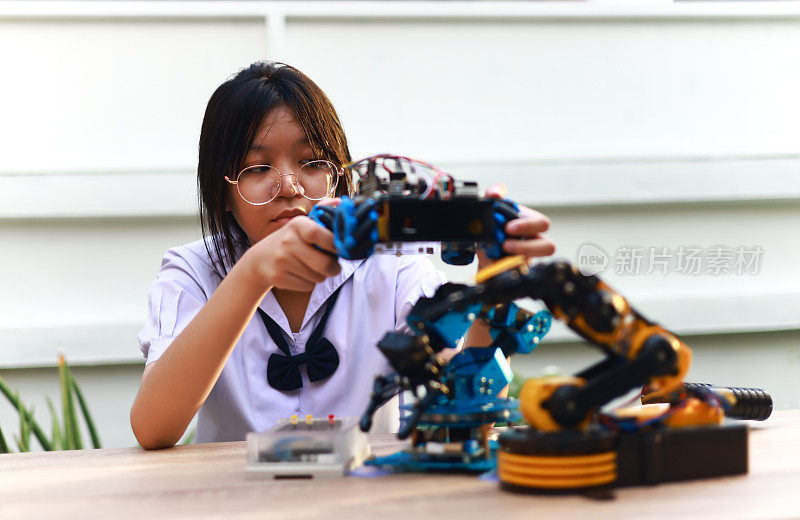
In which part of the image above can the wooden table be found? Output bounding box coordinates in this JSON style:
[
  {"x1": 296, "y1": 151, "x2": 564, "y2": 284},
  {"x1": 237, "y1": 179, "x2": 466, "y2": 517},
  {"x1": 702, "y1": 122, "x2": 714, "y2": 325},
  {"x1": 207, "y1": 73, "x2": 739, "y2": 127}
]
[{"x1": 1, "y1": 411, "x2": 798, "y2": 520}]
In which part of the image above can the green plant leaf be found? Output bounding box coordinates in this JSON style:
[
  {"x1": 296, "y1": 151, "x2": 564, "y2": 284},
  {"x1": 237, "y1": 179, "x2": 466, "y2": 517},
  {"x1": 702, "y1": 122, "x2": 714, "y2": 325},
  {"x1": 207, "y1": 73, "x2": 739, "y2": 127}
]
[
  {"x1": 67, "y1": 366, "x2": 101, "y2": 449},
  {"x1": 46, "y1": 397, "x2": 63, "y2": 451},
  {"x1": 17, "y1": 397, "x2": 31, "y2": 452},
  {"x1": 0, "y1": 423, "x2": 11, "y2": 453},
  {"x1": 59, "y1": 354, "x2": 82, "y2": 450},
  {"x1": 0, "y1": 376, "x2": 53, "y2": 451}
]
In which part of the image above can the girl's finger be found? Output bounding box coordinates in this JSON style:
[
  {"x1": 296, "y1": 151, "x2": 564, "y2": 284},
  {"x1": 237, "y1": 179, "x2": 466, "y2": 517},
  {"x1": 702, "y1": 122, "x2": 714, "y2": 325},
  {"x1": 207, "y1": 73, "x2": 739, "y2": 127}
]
[
  {"x1": 503, "y1": 237, "x2": 556, "y2": 258},
  {"x1": 295, "y1": 217, "x2": 337, "y2": 255},
  {"x1": 505, "y1": 215, "x2": 550, "y2": 236},
  {"x1": 285, "y1": 253, "x2": 330, "y2": 284},
  {"x1": 484, "y1": 183, "x2": 508, "y2": 199},
  {"x1": 296, "y1": 241, "x2": 342, "y2": 278},
  {"x1": 518, "y1": 205, "x2": 550, "y2": 222}
]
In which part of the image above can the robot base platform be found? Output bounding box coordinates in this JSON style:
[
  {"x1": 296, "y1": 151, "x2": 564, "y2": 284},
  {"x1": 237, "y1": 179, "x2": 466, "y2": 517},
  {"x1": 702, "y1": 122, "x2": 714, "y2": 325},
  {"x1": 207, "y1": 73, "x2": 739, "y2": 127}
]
[{"x1": 497, "y1": 423, "x2": 748, "y2": 492}]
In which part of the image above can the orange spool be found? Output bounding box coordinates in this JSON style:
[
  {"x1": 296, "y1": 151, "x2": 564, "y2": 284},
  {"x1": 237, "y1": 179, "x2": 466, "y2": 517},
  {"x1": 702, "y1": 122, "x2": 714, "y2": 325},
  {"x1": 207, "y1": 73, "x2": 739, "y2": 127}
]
[{"x1": 497, "y1": 426, "x2": 618, "y2": 491}]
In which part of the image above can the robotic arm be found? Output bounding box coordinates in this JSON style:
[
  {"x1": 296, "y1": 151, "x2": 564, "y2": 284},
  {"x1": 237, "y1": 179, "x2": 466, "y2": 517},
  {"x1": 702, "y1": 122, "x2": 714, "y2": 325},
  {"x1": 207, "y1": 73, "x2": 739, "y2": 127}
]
[{"x1": 359, "y1": 255, "x2": 772, "y2": 484}]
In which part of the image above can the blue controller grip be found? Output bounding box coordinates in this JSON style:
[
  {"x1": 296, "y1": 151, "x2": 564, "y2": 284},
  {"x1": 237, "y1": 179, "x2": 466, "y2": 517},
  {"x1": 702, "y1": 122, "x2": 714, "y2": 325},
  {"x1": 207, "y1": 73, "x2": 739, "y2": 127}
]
[
  {"x1": 314, "y1": 197, "x2": 378, "y2": 260},
  {"x1": 309, "y1": 204, "x2": 336, "y2": 231},
  {"x1": 484, "y1": 198, "x2": 520, "y2": 259}
]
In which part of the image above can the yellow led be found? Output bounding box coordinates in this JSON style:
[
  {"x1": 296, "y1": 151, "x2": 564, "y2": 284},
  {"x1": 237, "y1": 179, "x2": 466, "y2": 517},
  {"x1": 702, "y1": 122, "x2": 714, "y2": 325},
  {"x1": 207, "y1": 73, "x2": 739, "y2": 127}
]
[
  {"x1": 290, "y1": 414, "x2": 298, "y2": 425},
  {"x1": 305, "y1": 414, "x2": 313, "y2": 425}
]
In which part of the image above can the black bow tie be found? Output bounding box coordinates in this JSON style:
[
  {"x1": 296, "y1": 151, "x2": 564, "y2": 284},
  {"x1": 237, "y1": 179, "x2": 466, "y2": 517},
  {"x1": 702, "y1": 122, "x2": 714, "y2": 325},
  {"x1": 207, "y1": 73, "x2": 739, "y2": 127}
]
[{"x1": 258, "y1": 286, "x2": 342, "y2": 392}]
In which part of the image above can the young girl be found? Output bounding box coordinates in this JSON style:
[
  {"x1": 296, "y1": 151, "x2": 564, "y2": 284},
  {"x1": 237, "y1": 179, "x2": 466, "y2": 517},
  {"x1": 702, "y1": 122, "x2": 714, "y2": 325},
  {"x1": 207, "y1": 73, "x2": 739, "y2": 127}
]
[{"x1": 130, "y1": 61, "x2": 554, "y2": 449}]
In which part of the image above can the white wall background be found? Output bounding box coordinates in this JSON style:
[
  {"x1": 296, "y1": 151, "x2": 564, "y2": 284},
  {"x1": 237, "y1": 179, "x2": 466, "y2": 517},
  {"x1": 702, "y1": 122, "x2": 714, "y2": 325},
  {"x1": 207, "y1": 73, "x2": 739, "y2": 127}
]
[{"x1": 0, "y1": 1, "x2": 798, "y2": 449}]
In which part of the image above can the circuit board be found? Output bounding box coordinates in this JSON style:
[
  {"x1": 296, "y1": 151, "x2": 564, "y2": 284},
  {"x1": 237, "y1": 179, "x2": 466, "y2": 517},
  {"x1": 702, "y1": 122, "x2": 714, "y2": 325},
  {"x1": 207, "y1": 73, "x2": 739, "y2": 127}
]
[{"x1": 246, "y1": 416, "x2": 369, "y2": 479}]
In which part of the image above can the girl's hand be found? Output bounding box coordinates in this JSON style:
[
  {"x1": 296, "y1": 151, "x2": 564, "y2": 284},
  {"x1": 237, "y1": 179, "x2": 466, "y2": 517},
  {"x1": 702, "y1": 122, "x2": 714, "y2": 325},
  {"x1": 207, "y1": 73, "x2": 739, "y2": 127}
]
[
  {"x1": 477, "y1": 183, "x2": 555, "y2": 270},
  {"x1": 245, "y1": 216, "x2": 342, "y2": 292}
]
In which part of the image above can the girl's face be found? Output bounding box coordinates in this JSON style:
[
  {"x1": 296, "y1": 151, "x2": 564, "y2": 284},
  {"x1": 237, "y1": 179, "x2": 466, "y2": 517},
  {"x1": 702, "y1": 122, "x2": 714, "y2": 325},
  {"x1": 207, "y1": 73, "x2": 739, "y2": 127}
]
[{"x1": 228, "y1": 105, "x2": 321, "y2": 245}]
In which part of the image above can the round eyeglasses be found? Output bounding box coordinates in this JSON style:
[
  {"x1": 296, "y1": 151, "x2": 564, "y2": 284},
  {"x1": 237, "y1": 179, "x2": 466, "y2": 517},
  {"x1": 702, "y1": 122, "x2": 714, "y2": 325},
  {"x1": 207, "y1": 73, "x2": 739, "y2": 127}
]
[{"x1": 225, "y1": 160, "x2": 342, "y2": 205}]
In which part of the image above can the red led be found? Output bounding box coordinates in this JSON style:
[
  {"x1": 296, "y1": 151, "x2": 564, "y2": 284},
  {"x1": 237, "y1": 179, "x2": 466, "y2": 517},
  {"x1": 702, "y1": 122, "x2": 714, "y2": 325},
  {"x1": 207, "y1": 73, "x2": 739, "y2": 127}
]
[{"x1": 328, "y1": 414, "x2": 335, "y2": 426}]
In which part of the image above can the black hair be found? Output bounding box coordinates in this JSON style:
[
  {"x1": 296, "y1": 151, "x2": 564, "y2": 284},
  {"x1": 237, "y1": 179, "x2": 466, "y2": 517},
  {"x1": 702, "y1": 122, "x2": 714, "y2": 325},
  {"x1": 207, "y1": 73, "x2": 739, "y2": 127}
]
[{"x1": 197, "y1": 61, "x2": 353, "y2": 276}]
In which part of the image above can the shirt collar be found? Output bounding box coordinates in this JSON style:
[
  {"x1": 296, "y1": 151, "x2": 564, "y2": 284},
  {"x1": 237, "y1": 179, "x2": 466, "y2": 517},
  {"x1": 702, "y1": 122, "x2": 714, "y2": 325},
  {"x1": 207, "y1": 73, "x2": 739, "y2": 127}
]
[{"x1": 257, "y1": 259, "x2": 363, "y2": 336}]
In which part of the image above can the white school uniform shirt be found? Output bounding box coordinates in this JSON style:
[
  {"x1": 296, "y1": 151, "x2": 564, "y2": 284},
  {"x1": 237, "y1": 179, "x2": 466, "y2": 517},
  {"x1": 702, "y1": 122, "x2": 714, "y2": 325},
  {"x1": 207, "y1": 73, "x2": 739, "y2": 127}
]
[{"x1": 138, "y1": 238, "x2": 446, "y2": 443}]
